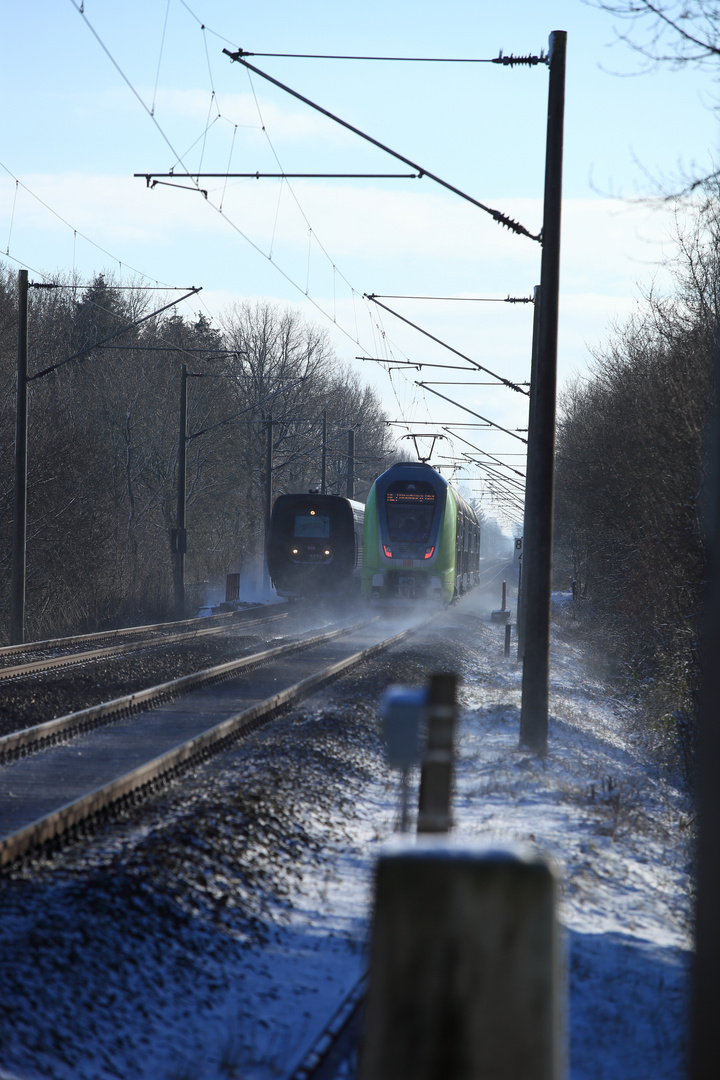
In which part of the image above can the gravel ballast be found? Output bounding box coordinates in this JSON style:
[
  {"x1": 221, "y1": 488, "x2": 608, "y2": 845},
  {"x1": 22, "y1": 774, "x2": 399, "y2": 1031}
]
[
  {"x1": 0, "y1": 611, "x2": 327, "y2": 740},
  {"x1": 0, "y1": 595, "x2": 693, "y2": 1080}
]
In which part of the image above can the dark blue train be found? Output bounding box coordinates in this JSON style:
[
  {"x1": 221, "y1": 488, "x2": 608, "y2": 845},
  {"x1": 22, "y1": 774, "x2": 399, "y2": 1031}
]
[{"x1": 266, "y1": 493, "x2": 365, "y2": 601}]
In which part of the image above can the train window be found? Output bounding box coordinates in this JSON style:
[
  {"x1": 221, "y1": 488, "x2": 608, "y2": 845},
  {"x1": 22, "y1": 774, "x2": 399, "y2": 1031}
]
[
  {"x1": 294, "y1": 514, "x2": 330, "y2": 538},
  {"x1": 385, "y1": 482, "x2": 436, "y2": 542}
]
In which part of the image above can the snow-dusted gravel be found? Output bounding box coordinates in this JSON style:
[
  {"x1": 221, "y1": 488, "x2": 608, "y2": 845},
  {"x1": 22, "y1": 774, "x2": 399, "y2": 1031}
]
[
  {"x1": 0, "y1": 590, "x2": 692, "y2": 1079},
  {"x1": 452, "y1": 593, "x2": 692, "y2": 1079}
]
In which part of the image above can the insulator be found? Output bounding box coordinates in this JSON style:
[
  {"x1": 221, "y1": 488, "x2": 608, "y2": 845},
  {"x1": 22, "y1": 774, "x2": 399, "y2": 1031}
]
[{"x1": 492, "y1": 52, "x2": 548, "y2": 67}]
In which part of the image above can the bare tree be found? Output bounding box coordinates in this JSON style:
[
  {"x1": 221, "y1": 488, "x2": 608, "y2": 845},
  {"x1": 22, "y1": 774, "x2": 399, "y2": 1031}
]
[
  {"x1": 593, "y1": 1, "x2": 720, "y2": 65},
  {"x1": 0, "y1": 276, "x2": 394, "y2": 638},
  {"x1": 554, "y1": 191, "x2": 719, "y2": 765},
  {"x1": 591, "y1": 0, "x2": 720, "y2": 190}
]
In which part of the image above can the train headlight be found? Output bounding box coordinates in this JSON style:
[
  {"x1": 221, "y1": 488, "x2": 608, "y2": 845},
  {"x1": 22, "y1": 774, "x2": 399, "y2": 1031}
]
[
  {"x1": 383, "y1": 545, "x2": 393, "y2": 558},
  {"x1": 424, "y1": 546, "x2": 435, "y2": 559},
  {"x1": 292, "y1": 548, "x2": 299, "y2": 555},
  {"x1": 324, "y1": 549, "x2": 331, "y2": 556}
]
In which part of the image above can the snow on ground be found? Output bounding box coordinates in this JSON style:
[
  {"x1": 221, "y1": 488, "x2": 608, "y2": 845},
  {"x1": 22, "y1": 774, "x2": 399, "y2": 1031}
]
[
  {"x1": 0, "y1": 589, "x2": 692, "y2": 1078},
  {"x1": 450, "y1": 591, "x2": 692, "y2": 1078}
]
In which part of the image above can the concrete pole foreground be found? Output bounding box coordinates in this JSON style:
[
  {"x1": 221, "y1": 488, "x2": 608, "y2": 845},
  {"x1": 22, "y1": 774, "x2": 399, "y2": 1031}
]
[{"x1": 360, "y1": 843, "x2": 563, "y2": 1080}]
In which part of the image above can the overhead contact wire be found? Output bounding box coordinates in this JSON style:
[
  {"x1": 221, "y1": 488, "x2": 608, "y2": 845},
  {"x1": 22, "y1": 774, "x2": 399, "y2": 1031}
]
[
  {"x1": 442, "y1": 427, "x2": 526, "y2": 479},
  {"x1": 0, "y1": 159, "x2": 173, "y2": 286},
  {"x1": 151, "y1": 0, "x2": 171, "y2": 117},
  {"x1": 5, "y1": 179, "x2": 18, "y2": 255},
  {"x1": 242, "y1": 69, "x2": 412, "y2": 362},
  {"x1": 70, "y1": 0, "x2": 197, "y2": 171},
  {"x1": 220, "y1": 125, "x2": 238, "y2": 212}
]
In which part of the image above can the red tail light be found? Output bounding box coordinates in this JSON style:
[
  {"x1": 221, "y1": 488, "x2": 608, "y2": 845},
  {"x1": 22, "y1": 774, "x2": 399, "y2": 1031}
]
[
  {"x1": 424, "y1": 547, "x2": 434, "y2": 559},
  {"x1": 383, "y1": 545, "x2": 393, "y2": 558}
]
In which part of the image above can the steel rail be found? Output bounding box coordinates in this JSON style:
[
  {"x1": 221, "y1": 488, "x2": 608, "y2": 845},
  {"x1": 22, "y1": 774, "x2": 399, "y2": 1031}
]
[
  {"x1": 0, "y1": 619, "x2": 364, "y2": 762},
  {"x1": 0, "y1": 618, "x2": 423, "y2": 867},
  {"x1": 289, "y1": 974, "x2": 367, "y2": 1080},
  {"x1": 0, "y1": 604, "x2": 269, "y2": 658},
  {"x1": 0, "y1": 612, "x2": 288, "y2": 681},
  {"x1": 475, "y1": 559, "x2": 517, "y2": 588}
]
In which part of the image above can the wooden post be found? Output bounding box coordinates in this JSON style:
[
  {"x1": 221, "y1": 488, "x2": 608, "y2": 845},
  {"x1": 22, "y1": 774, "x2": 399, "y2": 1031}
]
[
  {"x1": 360, "y1": 844, "x2": 563, "y2": 1080},
  {"x1": 263, "y1": 414, "x2": 273, "y2": 592},
  {"x1": 321, "y1": 408, "x2": 327, "y2": 495},
  {"x1": 346, "y1": 428, "x2": 355, "y2": 499},
  {"x1": 173, "y1": 362, "x2": 188, "y2": 620},
  {"x1": 417, "y1": 673, "x2": 457, "y2": 834},
  {"x1": 10, "y1": 269, "x2": 29, "y2": 645}
]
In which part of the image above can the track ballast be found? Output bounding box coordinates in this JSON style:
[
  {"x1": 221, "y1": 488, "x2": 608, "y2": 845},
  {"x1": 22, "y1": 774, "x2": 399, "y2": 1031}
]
[{"x1": 0, "y1": 616, "x2": 426, "y2": 867}]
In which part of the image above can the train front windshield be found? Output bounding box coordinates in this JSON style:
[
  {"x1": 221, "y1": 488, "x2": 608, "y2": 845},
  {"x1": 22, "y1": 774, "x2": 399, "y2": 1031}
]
[
  {"x1": 294, "y1": 513, "x2": 330, "y2": 538},
  {"x1": 385, "y1": 483, "x2": 436, "y2": 542}
]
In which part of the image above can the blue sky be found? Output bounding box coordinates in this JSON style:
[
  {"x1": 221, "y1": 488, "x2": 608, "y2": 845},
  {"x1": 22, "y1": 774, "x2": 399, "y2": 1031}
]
[{"x1": 1, "y1": 0, "x2": 717, "y2": 522}]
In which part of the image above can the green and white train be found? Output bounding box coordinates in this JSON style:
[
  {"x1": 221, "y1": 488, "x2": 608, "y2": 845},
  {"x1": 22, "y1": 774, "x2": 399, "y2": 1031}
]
[{"x1": 361, "y1": 461, "x2": 481, "y2": 605}]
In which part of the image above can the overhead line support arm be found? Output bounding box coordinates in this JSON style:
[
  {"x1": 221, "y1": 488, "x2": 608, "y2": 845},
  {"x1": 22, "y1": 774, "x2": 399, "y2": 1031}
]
[
  {"x1": 365, "y1": 296, "x2": 529, "y2": 395},
  {"x1": 417, "y1": 382, "x2": 528, "y2": 443},
  {"x1": 29, "y1": 288, "x2": 202, "y2": 380},
  {"x1": 223, "y1": 49, "x2": 541, "y2": 243}
]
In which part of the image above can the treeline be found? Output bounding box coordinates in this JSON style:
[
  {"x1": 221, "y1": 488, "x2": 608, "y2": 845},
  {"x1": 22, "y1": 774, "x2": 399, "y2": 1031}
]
[
  {"x1": 553, "y1": 192, "x2": 719, "y2": 769},
  {"x1": 0, "y1": 267, "x2": 396, "y2": 640}
]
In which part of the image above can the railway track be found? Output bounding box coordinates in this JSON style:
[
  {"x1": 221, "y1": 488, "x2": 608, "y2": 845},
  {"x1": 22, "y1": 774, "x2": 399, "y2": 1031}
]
[
  {"x1": 289, "y1": 975, "x2": 366, "y2": 1080},
  {"x1": 0, "y1": 604, "x2": 287, "y2": 681},
  {"x1": 475, "y1": 557, "x2": 516, "y2": 591},
  {"x1": 0, "y1": 615, "x2": 427, "y2": 867}
]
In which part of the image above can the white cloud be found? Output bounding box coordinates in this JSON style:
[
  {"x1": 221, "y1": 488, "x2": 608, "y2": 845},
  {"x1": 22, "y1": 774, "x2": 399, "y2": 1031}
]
[
  {"x1": 1, "y1": 170, "x2": 677, "y2": 292},
  {"x1": 74, "y1": 86, "x2": 355, "y2": 148},
  {"x1": 0, "y1": 169, "x2": 680, "y2": 430},
  {"x1": 153, "y1": 88, "x2": 351, "y2": 144}
]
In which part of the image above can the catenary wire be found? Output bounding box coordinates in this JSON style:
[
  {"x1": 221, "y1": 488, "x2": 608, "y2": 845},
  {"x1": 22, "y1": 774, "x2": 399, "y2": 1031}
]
[
  {"x1": 66, "y1": 3, "x2": 527, "y2": 465},
  {"x1": 0, "y1": 159, "x2": 175, "y2": 287},
  {"x1": 73, "y1": 5, "x2": 502, "y2": 430},
  {"x1": 151, "y1": 0, "x2": 171, "y2": 117}
]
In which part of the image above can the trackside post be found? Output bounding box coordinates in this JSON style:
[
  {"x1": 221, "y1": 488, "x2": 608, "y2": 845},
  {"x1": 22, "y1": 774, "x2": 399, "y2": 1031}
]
[
  {"x1": 360, "y1": 844, "x2": 564, "y2": 1080},
  {"x1": 173, "y1": 362, "x2": 188, "y2": 621},
  {"x1": 10, "y1": 269, "x2": 28, "y2": 645},
  {"x1": 416, "y1": 673, "x2": 457, "y2": 834},
  {"x1": 491, "y1": 578, "x2": 511, "y2": 624}
]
